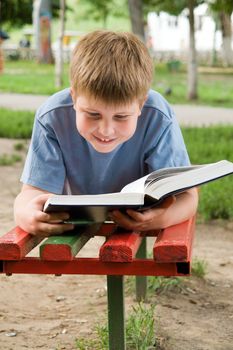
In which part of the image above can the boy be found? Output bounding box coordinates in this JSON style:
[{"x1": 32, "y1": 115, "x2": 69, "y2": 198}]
[{"x1": 14, "y1": 30, "x2": 198, "y2": 236}]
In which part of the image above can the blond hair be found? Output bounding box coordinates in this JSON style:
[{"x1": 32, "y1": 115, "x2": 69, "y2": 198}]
[{"x1": 70, "y1": 30, "x2": 153, "y2": 105}]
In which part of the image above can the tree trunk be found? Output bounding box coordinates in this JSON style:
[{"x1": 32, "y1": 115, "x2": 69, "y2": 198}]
[
  {"x1": 211, "y1": 18, "x2": 218, "y2": 66},
  {"x1": 128, "y1": 0, "x2": 145, "y2": 42},
  {"x1": 34, "y1": 0, "x2": 54, "y2": 64},
  {"x1": 0, "y1": 39, "x2": 4, "y2": 74},
  {"x1": 187, "y1": 0, "x2": 198, "y2": 100},
  {"x1": 55, "y1": 0, "x2": 65, "y2": 88},
  {"x1": 219, "y1": 11, "x2": 233, "y2": 67}
]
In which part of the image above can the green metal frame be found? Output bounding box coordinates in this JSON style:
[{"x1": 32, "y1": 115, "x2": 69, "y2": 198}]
[
  {"x1": 106, "y1": 238, "x2": 148, "y2": 349},
  {"x1": 136, "y1": 237, "x2": 147, "y2": 302},
  {"x1": 107, "y1": 275, "x2": 126, "y2": 350}
]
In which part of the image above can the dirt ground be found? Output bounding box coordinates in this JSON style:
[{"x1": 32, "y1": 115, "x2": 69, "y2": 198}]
[{"x1": 0, "y1": 138, "x2": 232, "y2": 350}]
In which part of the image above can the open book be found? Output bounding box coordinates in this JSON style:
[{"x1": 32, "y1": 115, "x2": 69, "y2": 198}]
[{"x1": 44, "y1": 160, "x2": 233, "y2": 224}]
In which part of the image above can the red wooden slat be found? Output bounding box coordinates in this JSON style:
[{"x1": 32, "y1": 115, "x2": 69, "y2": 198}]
[
  {"x1": 99, "y1": 231, "x2": 142, "y2": 262},
  {"x1": 0, "y1": 226, "x2": 42, "y2": 260},
  {"x1": 153, "y1": 216, "x2": 195, "y2": 263},
  {"x1": 1, "y1": 257, "x2": 189, "y2": 276}
]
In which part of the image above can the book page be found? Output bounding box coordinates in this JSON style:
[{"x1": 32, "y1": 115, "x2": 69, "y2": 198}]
[
  {"x1": 121, "y1": 165, "x2": 202, "y2": 194},
  {"x1": 145, "y1": 165, "x2": 202, "y2": 187},
  {"x1": 145, "y1": 160, "x2": 233, "y2": 200},
  {"x1": 121, "y1": 174, "x2": 149, "y2": 193}
]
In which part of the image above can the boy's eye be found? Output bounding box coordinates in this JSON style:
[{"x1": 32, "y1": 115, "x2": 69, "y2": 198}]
[
  {"x1": 86, "y1": 112, "x2": 100, "y2": 119},
  {"x1": 114, "y1": 115, "x2": 130, "y2": 121}
]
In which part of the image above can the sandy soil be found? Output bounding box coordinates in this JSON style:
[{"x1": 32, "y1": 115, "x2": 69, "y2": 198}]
[{"x1": 0, "y1": 138, "x2": 232, "y2": 350}]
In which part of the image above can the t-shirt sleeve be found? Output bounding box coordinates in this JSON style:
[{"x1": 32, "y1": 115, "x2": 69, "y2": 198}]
[
  {"x1": 145, "y1": 116, "x2": 190, "y2": 172},
  {"x1": 21, "y1": 114, "x2": 66, "y2": 194}
]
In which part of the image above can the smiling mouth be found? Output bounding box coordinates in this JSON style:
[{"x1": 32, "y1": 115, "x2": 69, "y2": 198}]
[{"x1": 93, "y1": 135, "x2": 116, "y2": 144}]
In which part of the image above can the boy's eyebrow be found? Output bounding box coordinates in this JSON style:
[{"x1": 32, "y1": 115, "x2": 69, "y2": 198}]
[
  {"x1": 80, "y1": 106, "x2": 100, "y2": 113},
  {"x1": 114, "y1": 113, "x2": 131, "y2": 117},
  {"x1": 81, "y1": 106, "x2": 134, "y2": 116}
]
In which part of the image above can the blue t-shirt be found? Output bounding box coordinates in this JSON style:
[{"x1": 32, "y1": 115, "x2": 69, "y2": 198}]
[{"x1": 21, "y1": 88, "x2": 190, "y2": 195}]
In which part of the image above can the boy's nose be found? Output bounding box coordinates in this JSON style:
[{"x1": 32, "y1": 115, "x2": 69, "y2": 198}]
[{"x1": 98, "y1": 120, "x2": 114, "y2": 136}]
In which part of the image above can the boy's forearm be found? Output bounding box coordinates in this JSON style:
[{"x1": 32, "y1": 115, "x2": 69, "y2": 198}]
[{"x1": 159, "y1": 188, "x2": 198, "y2": 229}]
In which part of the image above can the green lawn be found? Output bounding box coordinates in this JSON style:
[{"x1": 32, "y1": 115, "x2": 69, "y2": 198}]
[
  {"x1": 0, "y1": 60, "x2": 70, "y2": 95},
  {"x1": 0, "y1": 108, "x2": 34, "y2": 138},
  {"x1": 153, "y1": 63, "x2": 233, "y2": 108},
  {"x1": 1, "y1": 60, "x2": 233, "y2": 108},
  {"x1": 182, "y1": 126, "x2": 233, "y2": 221}
]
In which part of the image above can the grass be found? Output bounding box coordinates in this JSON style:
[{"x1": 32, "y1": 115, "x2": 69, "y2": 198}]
[
  {"x1": 126, "y1": 274, "x2": 183, "y2": 297},
  {"x1": 1, "y1": 60, "x2": 233, "y2": 107},
  {"x1": 182, "y1": 126, "x2": 233, "y2": 221},
  {"x1": 191, "y1": 258, "x2": 208, "y2": 278},
  {"x1": 13, "y1": 141, "x2": 27, "y2": 151},
  {"x1": 0, "y1": 153, "x2": 22, "y2": 166},
  {"x1": 0, "y1": 61, "x2": 70, "y2": 95},
  {"x1": 75, "y1": 303, "x2": 156, "y2": 350},
  {"x1": 0, "y1": 108, "x2": 34, "y2": 138},
  {"x1": 153, "y1": 63, "x2": 233, "y2": 108}
]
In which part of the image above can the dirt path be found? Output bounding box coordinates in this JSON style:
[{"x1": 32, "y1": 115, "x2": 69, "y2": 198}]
[{"x1": 0, "y1": 139, "x2": 233, "y2": 350}]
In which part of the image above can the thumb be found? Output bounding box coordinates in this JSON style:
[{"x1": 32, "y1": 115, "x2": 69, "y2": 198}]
[{"x1": 32, "y1": 193, "x2": 54, "y2": 207}]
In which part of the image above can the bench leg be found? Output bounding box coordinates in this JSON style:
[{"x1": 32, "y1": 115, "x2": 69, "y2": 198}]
[
  {"x1": 107, "y1": 275, "x2": 126, "y2": 350},
  {"x1": 136, "y1": 237, "x2": 147, "y2": 302}
]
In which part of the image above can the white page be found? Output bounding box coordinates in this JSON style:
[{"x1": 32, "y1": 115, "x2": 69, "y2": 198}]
[
  {"x1": 147, "y1": 160, "x2": 233, "y2": 199},
  {"x1": 121, "y1": 174, "x2": 149, "y2": 194}
]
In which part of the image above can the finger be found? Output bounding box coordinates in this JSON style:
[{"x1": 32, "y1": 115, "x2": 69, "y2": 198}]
[
  {"x1": 127, "y1": 209, "x2": 149, "y2": 221},
  {"x1": 36, "y1": 222, "x2": 74, "y2": 236},
  {"x1": 35, "y1": 211, "x2": 70, "y2": 223},
  {"x1": 127, "y1": 206, "x2": 170, "y2": 223},
  {"x1": 111, "y1": 211, "x2": 142, "y2": 230},
  {"x1": 46, "y1": 212, "x2": 70, "y2": 223}
]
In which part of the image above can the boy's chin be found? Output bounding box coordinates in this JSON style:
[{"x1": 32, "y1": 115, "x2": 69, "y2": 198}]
[{"x1": 90, "y1": 141, "x2": 120, "y2": 153}]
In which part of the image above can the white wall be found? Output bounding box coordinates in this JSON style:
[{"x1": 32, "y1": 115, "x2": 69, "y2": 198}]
[{"x1": 147, "y1": 4, "x2": 232, "y2": 53}]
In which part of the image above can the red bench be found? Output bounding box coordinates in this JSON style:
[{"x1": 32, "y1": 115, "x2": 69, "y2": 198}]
[{"x1": 0, "y1": 217, "x2": 195, "y2": 350}]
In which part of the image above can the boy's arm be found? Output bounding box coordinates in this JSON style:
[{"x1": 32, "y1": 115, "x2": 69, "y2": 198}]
[
  {"x1": 14, "y1": 184, "x2": 74, "y2": 236},
  {"x1": 110, "y1": 188, "x2": 198, "y2": 231}
]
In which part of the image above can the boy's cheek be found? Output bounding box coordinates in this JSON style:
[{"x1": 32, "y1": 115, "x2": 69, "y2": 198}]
[{"x1": 76, "y1": 118, "x2": 92, "y2": 134}]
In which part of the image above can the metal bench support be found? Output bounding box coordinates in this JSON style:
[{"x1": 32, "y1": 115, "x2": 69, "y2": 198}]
[
  {"x1": 136, "y1": 237, "x2": 147, "y2": 302},
  {"x1": 107, "y1": 275, "x2": 126, "y2": 350}
]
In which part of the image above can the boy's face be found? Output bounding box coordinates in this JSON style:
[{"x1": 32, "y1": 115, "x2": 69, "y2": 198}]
[{"x1": 71, "y1": 92, "x2": 143, "y2": 153}]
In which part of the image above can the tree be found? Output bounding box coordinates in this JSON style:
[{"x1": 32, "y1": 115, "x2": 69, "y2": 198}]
[
  {"x1": 128, "y1": 0, "x2": 145, "y2": 41},
  {"x1": 0, "y1": 0, "x2": 32, "y2": 27},
  {"x1": 209, "y1": 0, "x2": 233, "y2": 66},
  {"x1": 55, "y1": 0, "x2": 65, "y2": 87},
  {"x1": 33, "y1": 0, "x2": 54, "y2": 63},
  {"x1": 143, "y1": 0, "x2": 204, "y2": 100},
  {"x1": 187, "y1": 0, "x2": 198, "y2": 100},
  {"x1": 143, "y1": 0, "x2": 187, "y2": 15},
  {"x1": 0, "y1": 0, "x2": 59, "y2": 27},
  {"x1": 78, "y1": 0, "x2": 126, "y2": 28}
]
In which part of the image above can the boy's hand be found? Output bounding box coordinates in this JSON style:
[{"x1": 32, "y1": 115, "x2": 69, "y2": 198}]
[
  {"x1": 110, "y1": 196, "x2": 176, "y2": 231},
  {"x1": 17, "y1": 193, "x2": 74, "y2": 237}
]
